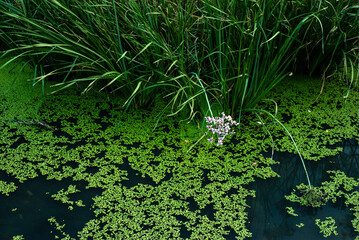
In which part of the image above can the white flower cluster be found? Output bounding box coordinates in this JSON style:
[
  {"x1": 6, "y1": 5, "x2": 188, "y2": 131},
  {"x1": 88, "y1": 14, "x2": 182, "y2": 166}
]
[{"x1": 205, "y1": 112, "x2": 239, "y2": 146}]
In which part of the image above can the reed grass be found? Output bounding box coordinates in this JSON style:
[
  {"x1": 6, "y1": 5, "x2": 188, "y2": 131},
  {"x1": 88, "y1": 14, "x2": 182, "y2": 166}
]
[{"x1": 0, "y1": 0, "x2": 358, "y2": 119}]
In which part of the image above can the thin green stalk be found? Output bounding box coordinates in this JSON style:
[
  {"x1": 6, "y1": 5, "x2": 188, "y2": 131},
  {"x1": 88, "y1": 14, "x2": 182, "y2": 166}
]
[{"x1": 248, "y1": 108, "x2": 312, "y2": 189}]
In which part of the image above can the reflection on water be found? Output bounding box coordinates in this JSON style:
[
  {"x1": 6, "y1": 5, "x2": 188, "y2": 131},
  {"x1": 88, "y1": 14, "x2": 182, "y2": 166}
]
[{"x1": 248, "y1": 138, "x2": 359, "y2": 239}]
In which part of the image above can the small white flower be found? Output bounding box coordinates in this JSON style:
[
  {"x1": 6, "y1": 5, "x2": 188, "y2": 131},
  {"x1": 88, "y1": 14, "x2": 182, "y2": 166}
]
[{"x1": 205, "y1": 113, "x2": 238, "y2": 146}]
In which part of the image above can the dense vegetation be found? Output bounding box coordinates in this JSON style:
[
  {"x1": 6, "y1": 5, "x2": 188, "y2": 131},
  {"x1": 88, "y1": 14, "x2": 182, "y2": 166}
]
[
  {"x1": 0, "y1": 1, "x2": 359, "y2": 238},
  {"x1": 1, "y1": 57, "x2": 359, "y2": 239},
  {"x1": 0, "y1": 0, "x2": 358, "y2": 122}
]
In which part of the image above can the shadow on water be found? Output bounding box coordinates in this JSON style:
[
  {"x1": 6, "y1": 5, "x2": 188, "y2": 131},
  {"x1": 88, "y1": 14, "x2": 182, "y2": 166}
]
[{"x1": 247, "y1": 138, "x2": 359, "y2": 240}]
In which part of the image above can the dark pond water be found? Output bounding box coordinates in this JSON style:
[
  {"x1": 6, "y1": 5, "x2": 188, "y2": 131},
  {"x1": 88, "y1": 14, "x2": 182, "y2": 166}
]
[
  {"x1": 248, "y1": 138, "x2": 359, "y2": 240},
  {"x1": 0, "y1": 157, "x2": 154, "y2": 240},
  {"x1": 0, "y1": 175, "x2": 102, "y2": 240},
  {"x1": 0, "y1": 139, "x2": 358, "y2": 239}
]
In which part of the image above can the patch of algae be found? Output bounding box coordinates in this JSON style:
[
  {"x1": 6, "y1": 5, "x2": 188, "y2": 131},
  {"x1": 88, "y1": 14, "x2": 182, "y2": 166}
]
[{"x1": 1, "y1": 58, "x2": 359, "y2": 239}]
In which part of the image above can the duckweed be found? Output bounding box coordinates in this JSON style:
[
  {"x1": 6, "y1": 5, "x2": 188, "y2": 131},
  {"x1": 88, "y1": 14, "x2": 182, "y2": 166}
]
[
  {"x1": 50, "y1": 185, "x2": 85, "y2": 210},
  {"x1": 296, "y1": 223, "x2": 304, "y2": 228},
  {"x1": 1, "y1": 59, "x2": 359, "y2": 238},
  {"x1": 315, "y1": 217, "x2": 338, "y2": 238},
  {"x1": 12, "y1": 235, "x2": 24, "y2": 240},
  {"x1": 285, "y1": 206, "x2": 298, "y2": 216},
  {"x1": 0, "y1": 180, "x2": 17, "y2": 196},
  {"x1": 286, "y1": 170, "x2": 359, "y2": 238}
]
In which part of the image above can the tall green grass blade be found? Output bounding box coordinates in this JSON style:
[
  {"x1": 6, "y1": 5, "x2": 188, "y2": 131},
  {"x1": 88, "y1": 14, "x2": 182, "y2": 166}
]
[{"x1": 248, "y1": 108, "x2": 312, "y2": 189}]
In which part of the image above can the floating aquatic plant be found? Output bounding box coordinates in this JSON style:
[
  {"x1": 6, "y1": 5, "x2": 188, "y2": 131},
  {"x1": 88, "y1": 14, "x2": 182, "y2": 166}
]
[
  {"x1": 12, "y1": 235, "x2": 24, "y2": 240},
  {"x1": 2, "y1": 56, "x2": 359, "y2": 239},
  {"x1": 286, "y1": 170, "x2": 359, "y2": 238},
  {"x1": 298, "y1": 185, "x2": 327, "y2": 207},
  {"x1": 315, "y1": 217, "x2": 338, "y2": 238},
  {"x1": 285, "y1": 206, "x2": 298, "y2": 217},
  {"x1": 296, "y1": 223, "x2": 304, "y2": 228},
  {"x1": 48, "y1": 217, "x2": 73, "y2": 240},
  {"x1": 286, "y1": 184, "x2": 326, "y2": 207},
  {"x1": 50, "y1": 185, "x2": 85, "y2": 210},
  {"x1": 0, "y1": 180, "x2": 17, "y2": 196}
]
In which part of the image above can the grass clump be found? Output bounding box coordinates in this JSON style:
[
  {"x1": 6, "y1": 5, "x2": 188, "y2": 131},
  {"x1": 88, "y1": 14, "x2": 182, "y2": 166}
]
[{"x1": 0, "y1": 0, "x2": 357, "y2": 121}]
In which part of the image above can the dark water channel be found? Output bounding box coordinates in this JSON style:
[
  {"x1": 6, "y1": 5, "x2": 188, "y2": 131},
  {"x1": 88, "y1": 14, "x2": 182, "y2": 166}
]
[
  {"x1": 0, "y1": 138, "x2": 358, "y2": 239},
  {"x1": 248, "y1": 138, "x2": 359, "y2": 239}
]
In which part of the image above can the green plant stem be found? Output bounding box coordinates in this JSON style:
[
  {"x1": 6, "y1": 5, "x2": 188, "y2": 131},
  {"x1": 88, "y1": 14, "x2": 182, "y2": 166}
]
[{"x1": 247, "y1": 108, "x2": 312, "y2": 189}]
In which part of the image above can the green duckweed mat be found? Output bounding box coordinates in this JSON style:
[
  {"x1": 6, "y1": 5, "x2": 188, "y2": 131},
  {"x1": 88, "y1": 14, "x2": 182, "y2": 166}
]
[{"x1": 1, "y1": 58, "x2": 359, "y2": 239}]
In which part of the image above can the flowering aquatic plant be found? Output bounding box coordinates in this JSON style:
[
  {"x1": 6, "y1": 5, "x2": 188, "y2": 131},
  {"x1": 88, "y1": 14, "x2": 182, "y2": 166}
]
[{"x1": 205, "y1": 112, "x2": 239, "y2": 146}]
